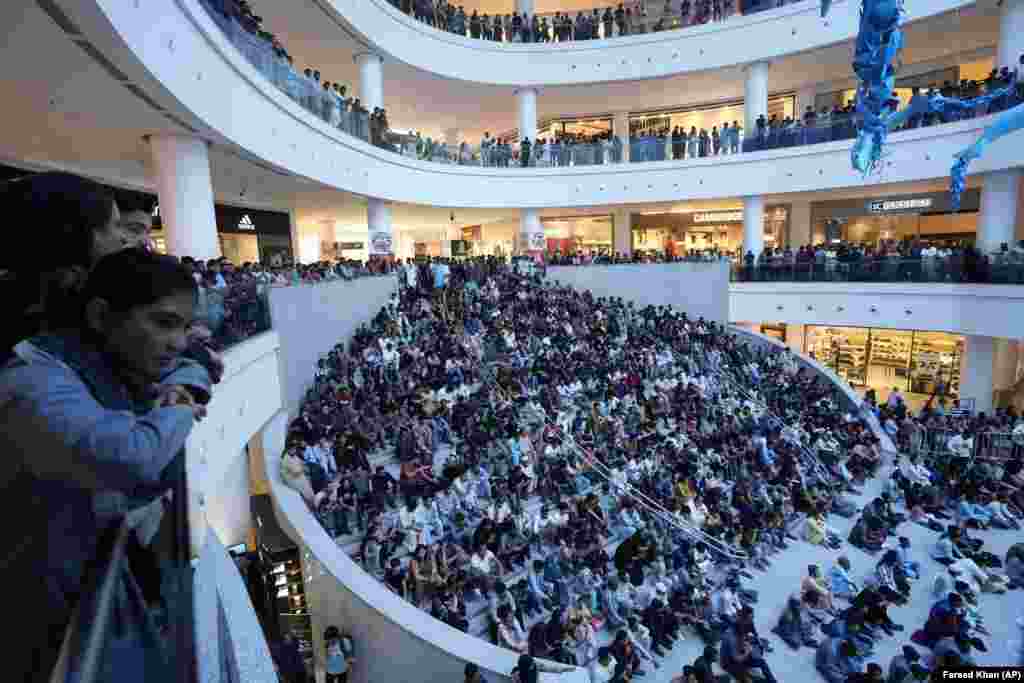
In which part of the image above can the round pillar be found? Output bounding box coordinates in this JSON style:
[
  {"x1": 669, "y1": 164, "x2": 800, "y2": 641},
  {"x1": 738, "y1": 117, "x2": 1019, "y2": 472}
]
[
  {"x1": 742, "y1": 196, "x2": 765, "y2": 258},
  {"x1": 998, "y1": 0, "x2": 1024, "y2": 71},
  {"x1": 613, "y1": 111, "x2": 631, "y2": 162},
  {"x1": 978, "y1": 169, "x2": 1021, "y2": 256},
  {"x1": 613, "y1": 208, "x2": 632, "y2": 258},
  {"x1": 355, "y1": 52, "x2": 384, "y2": 111},
  {"x1": 515, "y1": 0, "x2": 534, "y2": 14},
  {"x1": 516, "y1": 88, "x2": 538, "y2": 142},
  {"x1": 148, "y1": 134, "x2": 220, "y2": 261},
  {"x1": 788, "y1": 200, "x2": 812, "y2": 249},
  {"x1": 962, "y1": 335, "x2": 996, "y2": 416},
  {"x1": 519, "y1": 208, "x2": 544, "y2": 255},
  {"x1": 367, "y1": 198, "x2": 393, "y2": 257},
  {"x1": 744, "y1": 61, "x2": 770, "y2": 136}
]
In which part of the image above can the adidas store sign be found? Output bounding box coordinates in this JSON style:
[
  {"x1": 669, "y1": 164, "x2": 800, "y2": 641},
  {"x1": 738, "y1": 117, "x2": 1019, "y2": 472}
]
[{"x1": 237, "y1": 214, "x2": 256, "y2": 231}]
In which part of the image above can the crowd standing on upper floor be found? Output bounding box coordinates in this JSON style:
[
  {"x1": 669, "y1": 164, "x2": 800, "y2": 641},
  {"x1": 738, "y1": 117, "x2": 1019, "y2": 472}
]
[
  {"x1": 200, "y1": 0, "x2": 1024, "y2": 176},
  {"x1": 736, "y1": 239, "x2": 1024, "y2": 284},
  {"x1": 397, "y1": 0, "x2": 749, "y2": 43}
]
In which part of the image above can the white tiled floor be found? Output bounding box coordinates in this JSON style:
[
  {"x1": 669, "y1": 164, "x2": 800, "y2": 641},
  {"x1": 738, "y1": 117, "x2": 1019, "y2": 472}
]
[{"x1": 643, "y1": 463, "x2": 1024, "y2": 682}]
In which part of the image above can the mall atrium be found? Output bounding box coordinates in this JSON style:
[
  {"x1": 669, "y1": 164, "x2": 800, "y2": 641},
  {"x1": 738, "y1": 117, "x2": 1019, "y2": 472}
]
[{"x1": 3, "y1": 0, "x2": 1024, "y2": 681}]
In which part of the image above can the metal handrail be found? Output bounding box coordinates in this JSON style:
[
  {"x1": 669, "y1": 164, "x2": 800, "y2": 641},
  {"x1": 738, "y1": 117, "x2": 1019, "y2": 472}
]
[
  {"x1": 717, "y1": 361, "x2": 835, "y2": 486},
  {"x1": 557, "y1": 427, "x2": 748, "y2": 560}
]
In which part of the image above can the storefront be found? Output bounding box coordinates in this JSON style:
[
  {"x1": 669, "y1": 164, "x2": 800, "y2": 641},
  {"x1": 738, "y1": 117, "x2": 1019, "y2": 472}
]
[
  {"x1": 810, "y1": 189, "x2": 981, "y2": 248},
  {"x1": 814, "y1": 58, "x2": 994, "y2": 115},
  {"x1": 542, "y1": 215, "x2": 613, "y2": 257},
  {"x1": 753, "y1": 322, "x2": 964, "y2": 408},
  {"x1": 537, "y1": 116, "x2": 613, "y2": 142},
  {"x1": 633, "y1": 206, "x2": 789, "y2": 257},
  {"x1": 629, "y1": 95, "x2": 794, "y2": 139},
  {"x1": 151, "y1": 202, "x2": 294, "y2": 266}
]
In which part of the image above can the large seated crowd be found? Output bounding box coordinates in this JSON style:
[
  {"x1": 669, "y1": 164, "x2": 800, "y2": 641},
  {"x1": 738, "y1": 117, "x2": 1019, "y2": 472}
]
[{"x1": 278, "y1": 255, "x2": 1024, "y2": 682}]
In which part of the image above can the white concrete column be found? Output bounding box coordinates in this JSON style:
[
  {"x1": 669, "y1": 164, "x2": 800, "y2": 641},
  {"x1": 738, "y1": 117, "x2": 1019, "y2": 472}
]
[
  {"x1": 788, "y1": 200, "x2": 812, "y2": 248},
  {"x1": 742, "y1": 195, "x2": 765, "y2": 258},
  {"x1": 796, "y1": 85, "x2": 817, "y2": 120},
  {"x1": 516, "y1": 88, "x2": 538, "y2": 142},
  {"x1": 744, "y1": 60, "x2": 770, "y2": 136},
  {"x1": 978, "y1": 169, "x2": 1021, "y2": 256},
  {"x1": 355, "y1": 52, "x2": 384, "y2": 111},
  {"x1": 962, "y1": 335, "x2": 996, "y2": 416},
  {"x1": 515, "y1": 0, "x2": 534, "y2": 14},
  {"x1": 613, "y1": 111, "x2": 631, "y2": 162},
  {"x1": 613, "y1": 208, "x2": 633, "y2": 258},
  {"x1": 998, "y1": 0, "x2": 1024, "y2": 70},
  {"x1": 367, "y1": 198, "x2": 393, "y2": 257},
  {"x1": 785, "y1": 324, "x2": 806, "y2": 354},
  {"x1": 993, "y1": 338, "x2": 1021, "y2": 391},
  {"x1": 148, "y1": 134, "x2": 220, "y2": 261},
  {"x1": 519, "y1": 208, "x2": 544, "y2": 255}
]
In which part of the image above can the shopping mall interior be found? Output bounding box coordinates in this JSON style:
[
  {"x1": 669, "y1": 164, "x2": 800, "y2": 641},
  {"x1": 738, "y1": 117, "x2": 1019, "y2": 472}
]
[{"x1": 3, "y1": 0, "x2": 1024, "y2": 681}]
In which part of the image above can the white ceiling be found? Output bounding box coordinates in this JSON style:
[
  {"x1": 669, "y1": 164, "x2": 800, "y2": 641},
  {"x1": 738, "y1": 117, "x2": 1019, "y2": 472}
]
[
  {"x1": 0, "y1": 0, "x2": 991, "y2": 238},
  {"x1": 244, "y1": 0, "x2": 999, "y2": 140}
]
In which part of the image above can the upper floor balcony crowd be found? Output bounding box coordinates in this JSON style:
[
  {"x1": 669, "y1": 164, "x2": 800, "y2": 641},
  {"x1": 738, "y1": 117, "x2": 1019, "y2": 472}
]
[
  {"x1": 394, "y1": 0, "x2": 747, "y2": 42},
  {"x1": 546, "y1": 238, "x2": 1024, "y2": 285},
  {"x1": 200, "y1": 0, "x2": 1024, "y2": 171}
]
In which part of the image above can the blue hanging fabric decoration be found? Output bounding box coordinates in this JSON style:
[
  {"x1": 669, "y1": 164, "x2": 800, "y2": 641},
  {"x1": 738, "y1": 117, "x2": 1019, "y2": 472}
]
[{"x1": 820, "y1": 0, "x2": 1024, "y2": 209}]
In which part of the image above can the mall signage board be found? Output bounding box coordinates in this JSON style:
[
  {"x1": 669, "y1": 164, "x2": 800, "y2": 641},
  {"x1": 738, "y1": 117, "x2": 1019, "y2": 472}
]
[
  {"x1": 868, "y1": 198, "x2": 933, "y2": 213},
  {"x1": 813, "y1": 190, "x2": 981, "y2": 220}
]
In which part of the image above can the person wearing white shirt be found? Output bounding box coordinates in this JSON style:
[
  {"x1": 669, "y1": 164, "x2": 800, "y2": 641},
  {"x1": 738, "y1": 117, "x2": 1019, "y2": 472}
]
[
  {"x1": 616, "y1": 574, "x2": 639, "y2": 612},
  {"x1": 947, "y1": 432, "x2": 973, "y2": 461},
  {"x1": 398, "y1": 498, "x2": 424, "y2": 554},
  {"x1": 619, "y1": 504, "x2": 644, "y2": 538},
  {"x1": 589, "y1": 648, "x2": 618, "y2": 683},
  {"x1": 469, "y1": 546, "x2": 503, "y2": 595},
  {"x1": 900, "y1": 455, "x2": 932, "y2": 488},
  {"x1": 488, "y1": 500, "x2": 513, "y2": 525},
  {"x1": 714, "y1": 580, "x2": 744, "y2": 625},
  {"x1": 496, "y1": 605, "x2": 528, "y2": 652},
  {"x1": 987, "y1": 495, "x2": 1021, "y2": 529}
]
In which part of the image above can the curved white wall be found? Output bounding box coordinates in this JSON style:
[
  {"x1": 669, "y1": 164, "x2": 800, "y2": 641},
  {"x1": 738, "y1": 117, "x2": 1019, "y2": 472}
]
[
  {"x1": 730, "y1": 282, "x2": 1024, "y2": 338},
  {"x1": 60, "y1": 0, "x2": 1024, "y2": 210},
  {"x1": 548, "y1": 262, "x2": 730, "y2": 324},
  {"x1": 317, "y1": 0, "x2": 972, "y2": 86},
  {"x1": 187, "y1": 330, "x2": 283, "y2": 552}
]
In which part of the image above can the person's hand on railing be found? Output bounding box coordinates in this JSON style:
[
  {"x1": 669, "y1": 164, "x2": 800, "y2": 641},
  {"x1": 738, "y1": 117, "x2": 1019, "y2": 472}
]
[{"x1": 156, "y1": 383, "x2": 209, "y2": 421}]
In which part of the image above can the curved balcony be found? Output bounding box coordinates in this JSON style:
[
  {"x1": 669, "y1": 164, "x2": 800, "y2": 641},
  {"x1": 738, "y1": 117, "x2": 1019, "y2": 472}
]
[
  {"x1": 312, "y1": 0, "x2": 973, "y2": 86},
  {"x1": 62, "y1": 0, "x2": 1021, "y2": 210},
  {"x1": 729, "y1": 281, "x2": 1024, "y2": 338}
]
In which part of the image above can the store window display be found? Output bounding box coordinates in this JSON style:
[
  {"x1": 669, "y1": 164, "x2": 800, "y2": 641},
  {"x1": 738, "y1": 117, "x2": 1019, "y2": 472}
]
[
  {"x1": 542, "y1": 216, "x2": 613, "y2": 258},
  {"x1": 804, "y1": 326, "x2": 963, "y2": 410},
  {"x1": 629, "y1": 96, "x2": 794, "y2": 142}
]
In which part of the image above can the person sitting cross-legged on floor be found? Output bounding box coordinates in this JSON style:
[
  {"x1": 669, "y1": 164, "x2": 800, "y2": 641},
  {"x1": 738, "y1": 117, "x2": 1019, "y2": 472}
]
[
  {"x1": 828, "y1": 556, "x2": 859, "y2": 601},
  {"x1": 815, "y1": 637, "x2": 863, "y2": 683},
  {"x1": 772, "y1": 594, "x2": 819, "y2": 650}
]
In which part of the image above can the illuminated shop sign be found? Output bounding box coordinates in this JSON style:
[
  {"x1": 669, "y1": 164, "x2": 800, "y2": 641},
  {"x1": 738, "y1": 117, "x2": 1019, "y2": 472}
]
[
  {"x1": 693, "y1": 211, "x2": 744, "y2": 223},
  {"x1": 868, "y1": 198, "x2": 933, "y2": 213}
]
